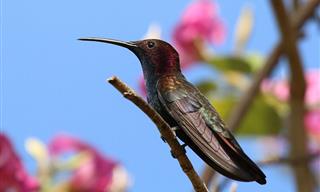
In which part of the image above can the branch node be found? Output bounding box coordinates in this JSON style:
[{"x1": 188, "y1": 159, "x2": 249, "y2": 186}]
[{"x1": 123, "y1": 91, "x2": 135, "y2": 98}]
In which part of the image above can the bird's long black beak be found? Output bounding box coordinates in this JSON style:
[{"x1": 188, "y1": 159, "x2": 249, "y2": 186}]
[{"x1": 78, "y1": 37, "x2": 138, "y2": 50}]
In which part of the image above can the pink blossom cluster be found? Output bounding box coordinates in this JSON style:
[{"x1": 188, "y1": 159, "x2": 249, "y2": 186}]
[
  {"x1": 172, "y1": 0, "x2": 225, "y2": 68},
  {"x1": 261, "y1": 69, "x2": 320, "y2": 139},
  {"x1": 0, "y1": 133, "x2": 128, "y2": 192},
  {"x1": 0, "y1": 133, "x2": 40, "y2": 192},
  {"x1": 49, "y1": 134, "x2": 127, "y2": 192}
]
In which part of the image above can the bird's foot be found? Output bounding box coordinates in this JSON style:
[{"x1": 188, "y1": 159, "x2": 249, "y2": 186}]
[
  {"x1": 161, "y1": 126, "x2": 179, "y2": 143},
  {"x1": 170, "y1": 143, "x2": 187, "y2": 159}
]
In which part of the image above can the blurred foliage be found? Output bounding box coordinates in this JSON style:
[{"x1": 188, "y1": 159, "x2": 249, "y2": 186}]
[
  {"x1": 233, "y1": 6, "x2": 254, "y2": 54},
  {"x1": 194, "y1": 36, "x2": 282, "y2": 136},
  {"x1": 196, "y1": 80, "x2": 217, "y2": 95},
  {"x1": 263, "y1": 94, "x2": 290, "y2": 117},
  {"x1": 207, "y1": 56, "x2": 253, "y2": 73},
  {"x1": 206, "y1": 54, "x2": 264, "y2": 74},
  {"x1": 245, "y1": 54, "x2": 265, "y2": 72},
  {"x1": 193, "y1": 3, "x2": 276, "y2": 136},
  {"x1": 210, "y1": 94, "x2": 282, "y2": 135},
  {"x1": 198, "y1": 38, "x2": 282, "y2": 136}
]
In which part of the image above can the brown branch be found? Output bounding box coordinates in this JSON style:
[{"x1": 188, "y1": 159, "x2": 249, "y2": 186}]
[
  {"x1": 107, "y1": 76, "x2": 209, "y2": 192},
  {"x1": 293, "y1": 0, "x2": 301, "y2": 11},
  {"x1": 271, "y1": 0, "x2": 316, "y2": 191},
  {"x1": 201, "y1": 0, "x2": 320, "y2": 188}
]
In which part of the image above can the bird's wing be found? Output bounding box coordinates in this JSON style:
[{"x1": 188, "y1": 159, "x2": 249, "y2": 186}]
[{"x1": 156, "y1": 75, "x2": 266, "y2": 182}]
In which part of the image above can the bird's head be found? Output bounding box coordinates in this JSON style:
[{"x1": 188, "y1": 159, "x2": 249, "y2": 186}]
[{"x1": 78, "y1": 38, "x2": 181, "y2": 81}]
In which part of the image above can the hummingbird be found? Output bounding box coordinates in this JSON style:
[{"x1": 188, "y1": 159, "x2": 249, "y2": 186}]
[{"x1": 79, "y1": 37, "x2": 266, "y2": 185}]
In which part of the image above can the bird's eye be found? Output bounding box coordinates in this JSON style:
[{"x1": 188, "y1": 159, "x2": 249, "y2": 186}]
[{"x1": 147, "y1": 41, "x2": 155, "y2": 49}]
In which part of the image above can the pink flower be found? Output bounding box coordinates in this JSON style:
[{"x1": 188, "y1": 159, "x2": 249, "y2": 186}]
[
  {"x1": 305, "y1": 70, "x2": 320, "y2": 106},
  {"x1": 261, "y1": 69, "x2": 320, "y2": 106},
  {"x1": 261, "y1": 69, "x2": 320, "y2": 140},
  {"x1": 49, "y1": 135, "x2": 129, "y2": 192},
  {"x1": 0, "y1": 133, "x2": 39, "y2": 192},
  {"x1": 172, "y1": 0, "x2": 225, "y2": 68},
  {"x1": 261, "y1": 78, "x2": 289, "y2": 101},
  {"x1": 305, "y1": 110, "x2": 320, "y2": 135}
]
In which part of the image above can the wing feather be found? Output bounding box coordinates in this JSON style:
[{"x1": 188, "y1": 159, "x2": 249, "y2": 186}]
[{"x1": 156, "y1": 75, "x2": 266, "y2": 183}]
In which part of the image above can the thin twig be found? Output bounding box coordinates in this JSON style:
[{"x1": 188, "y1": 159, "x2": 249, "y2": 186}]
[
  {"x1": 201, "y1": 0, "x2": 320, "y2": 187},
  {"x1": 107, "y1": 76, "x2": 209, "y2": 192}
]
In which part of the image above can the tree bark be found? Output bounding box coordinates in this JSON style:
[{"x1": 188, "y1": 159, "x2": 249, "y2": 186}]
[{"x1": 270, "y1": 0, "x2": 316, "y2": 191}]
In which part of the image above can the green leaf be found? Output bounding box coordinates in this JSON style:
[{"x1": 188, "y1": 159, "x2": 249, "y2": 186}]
[
  {"x1": 196, "y1": 80, "x2": 217, "y2": 95},
  {"x1": 245, "y1": 53, "x2": 265, "y2": 72},
  {"x1": 262, "y1": 93, "x2": 289, "y2": 116},
  {"x1": 223, "y1": 71, "x2": 250, "y2": 91},
  {"x1": 210, "y1": 96, "x2": 236, "y2": 119},
  {"x1": 207, "y1": 56, "x2": 253, "y2": 73},
  {"x1": 210, "y1": 94, "x2": 282, "y2": 135},
  {"x1": 238, "y1": 95, "x2": 282, "y2": 135}
]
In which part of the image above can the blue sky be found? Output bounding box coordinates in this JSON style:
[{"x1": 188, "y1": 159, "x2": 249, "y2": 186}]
[{"x1": 1, "y1": 0, "x2": 319, "y2": 191}]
